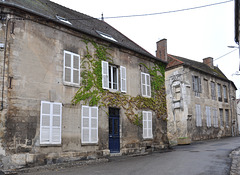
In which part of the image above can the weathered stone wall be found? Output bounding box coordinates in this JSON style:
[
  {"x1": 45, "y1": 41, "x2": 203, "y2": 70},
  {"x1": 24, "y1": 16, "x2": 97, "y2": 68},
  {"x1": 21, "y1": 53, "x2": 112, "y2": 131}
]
[
  {"x1": 166, "y1": 66, "x2": 237, "y2": 145},
  {"x1": 0, "y1": 11, "x2": 168, "y2": 169}
]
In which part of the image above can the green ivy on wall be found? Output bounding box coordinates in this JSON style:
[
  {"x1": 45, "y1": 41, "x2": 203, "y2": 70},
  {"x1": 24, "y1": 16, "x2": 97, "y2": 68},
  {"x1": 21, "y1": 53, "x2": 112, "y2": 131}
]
[{"x1": 72, "y1": 40, "x2": 167, "y2": 126}]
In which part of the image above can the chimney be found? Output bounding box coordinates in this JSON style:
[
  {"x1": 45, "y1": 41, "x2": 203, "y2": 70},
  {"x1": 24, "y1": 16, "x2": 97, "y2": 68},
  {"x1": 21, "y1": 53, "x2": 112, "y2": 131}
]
[
  {"x1": 156, "y1": 39, "x2": 167, "y2": 62},
  {"x1": 203, "y1": 57, "x2": 214, "y2": 69}
]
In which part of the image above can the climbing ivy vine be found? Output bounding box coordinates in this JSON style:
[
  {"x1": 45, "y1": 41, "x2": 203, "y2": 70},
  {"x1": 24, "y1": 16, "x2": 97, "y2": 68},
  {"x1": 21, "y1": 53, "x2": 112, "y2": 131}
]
[{"x1": 72, "y1": 40, "x2": 167, "y2": 127}]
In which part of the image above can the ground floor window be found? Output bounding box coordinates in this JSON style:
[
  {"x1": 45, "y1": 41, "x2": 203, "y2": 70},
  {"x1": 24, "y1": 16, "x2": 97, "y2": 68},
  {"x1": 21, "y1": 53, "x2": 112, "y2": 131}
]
[
  {"x1": 40, "y1": 101, "x2": 62, "y2": 144},
  {"x1": 212, "y1": 108, "x2": 218, "y2": 128},
  {"x1": 219, "y1": 109, "x2": 223, "y2": 127},
  {"x1": 81, "y1": 106, "x2": 98, "y2": 143},
  {"x1": 143, "y1": 111, "x2": 152, "y2": 139},
  {"x1": 206, "y1": 106, "x2": 211, "y2": 127},
  {"x1": 195, "y1": 104, "x2": 202, "y2": 127}
]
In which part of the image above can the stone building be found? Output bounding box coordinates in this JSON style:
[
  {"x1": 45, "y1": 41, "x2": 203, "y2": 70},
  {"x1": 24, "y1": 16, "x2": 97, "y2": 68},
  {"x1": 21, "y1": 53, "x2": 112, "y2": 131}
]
[
  {"x1": 156, "y1": 39, "x2": 238, "y2": 145},
  {"x1": 0, "y1": 0, "x2": 168, "y2": 170}
]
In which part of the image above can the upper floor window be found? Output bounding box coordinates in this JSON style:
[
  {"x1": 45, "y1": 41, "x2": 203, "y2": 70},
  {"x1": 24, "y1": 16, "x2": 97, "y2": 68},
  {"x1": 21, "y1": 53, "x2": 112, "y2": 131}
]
[
  {"x1": 211, "y1": 82, "x2": 216, "y2": 100},
  {"x1": 40, "y1": 101, "x2": 62, "y2": 145},
  {"x1": 141, "y1": 72, "x2": 151, "y2": 97},
  {"x1": 223, "y1": 85, "x2": 228, "y2": 103},
  {"x1": 217, "y1": 84, "x2": 222, "y2": 101},
  {"x1": 101, "y1": 61, "x2": 126, "y2": 92},
  {"x1": 63, "y1": 51, "x2": 80, "y2": 86},
  {"x1": 192, "y1": 75, "x2": 201, "y2": 97}
]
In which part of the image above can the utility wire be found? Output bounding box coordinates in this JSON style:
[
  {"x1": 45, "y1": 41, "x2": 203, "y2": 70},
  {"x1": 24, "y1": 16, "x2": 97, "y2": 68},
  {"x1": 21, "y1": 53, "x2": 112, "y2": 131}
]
[{"x1": 101, "y1": 0, "x2": 233, "y2": 20}]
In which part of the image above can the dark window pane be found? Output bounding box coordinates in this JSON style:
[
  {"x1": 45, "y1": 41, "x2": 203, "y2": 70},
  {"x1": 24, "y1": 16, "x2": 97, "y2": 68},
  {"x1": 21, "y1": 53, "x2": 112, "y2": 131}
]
[{"x1": 114, "y1": 119, "x2": 118, "y2": 135}]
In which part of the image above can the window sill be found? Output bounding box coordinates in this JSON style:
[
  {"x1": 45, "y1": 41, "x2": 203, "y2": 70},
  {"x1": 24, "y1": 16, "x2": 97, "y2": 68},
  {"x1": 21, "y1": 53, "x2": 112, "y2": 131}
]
[
  {"x1": 143, "y1": 138, "x2": 153, "y2": 141},
  {"x1": 63, "y1": 82, "x2": 80, "y2": 88},
  {"x1": 81, "y1": 143, "x2": 98, "y2": 146},
  {"x1": 40, "y1": 144, "x2": 62, "y2": 147}
]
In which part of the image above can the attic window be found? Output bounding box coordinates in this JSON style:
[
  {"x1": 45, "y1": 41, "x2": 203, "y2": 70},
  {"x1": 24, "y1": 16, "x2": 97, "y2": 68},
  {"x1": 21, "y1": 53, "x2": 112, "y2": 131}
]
[
  {"x1": 56, "y1": 15, "x2": 72, "y2": 25},
  {"x1": 96, "y1": 31, "x2": 117, "y2": 42}
]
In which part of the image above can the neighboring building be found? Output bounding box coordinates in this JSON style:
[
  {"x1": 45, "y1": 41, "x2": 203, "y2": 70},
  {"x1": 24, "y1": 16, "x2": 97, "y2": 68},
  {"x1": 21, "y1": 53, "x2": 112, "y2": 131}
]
[
  {"x1": 237, "y1": 99, "x2": 240, "y2": 133},
  {"x1": 156, "y1": 39, "x2": 238, "y2": 145},
  {"x1": 0, "y1": 0, "x2": 168, "y2": 170}
]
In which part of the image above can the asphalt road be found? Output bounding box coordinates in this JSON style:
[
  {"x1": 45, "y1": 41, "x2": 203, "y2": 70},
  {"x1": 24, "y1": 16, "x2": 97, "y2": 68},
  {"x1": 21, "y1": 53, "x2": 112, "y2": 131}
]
[{"x1": 19, "y1": 136, "x2": 240, "y2": 175}]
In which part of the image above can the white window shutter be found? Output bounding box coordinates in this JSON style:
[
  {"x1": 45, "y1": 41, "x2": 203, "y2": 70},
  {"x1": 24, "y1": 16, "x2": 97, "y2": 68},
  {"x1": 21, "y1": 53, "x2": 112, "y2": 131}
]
[
  {"x1": 143, "y1": 111, "x2": 148, "y2": 138},
  {"x1": 143, "y1": 111, "x2": 152, "y2": 139},
  {"x1": 148, "y1": 112, "x2": 153, "y2": 138},
  {"x1": 90, "y1": 107, "x2": 98, "y2": 143},
  {"x1": 73, "y1": 55, "x2": 80, "y2": 84},
  {"x1": 82, "y1": 106, "x2": 90, "y2": 143},
  {"x1": 102, "y1": 61, "x2": 109, "y2": 89},
  {"x1": 120, "y1": 66, "x2": 127, "y2": 93},
  {"x1": 146, "y1": 74, "x2": 151, "y2": 97},
  {"x1": 64, "y1": 51, "x2": 72, "y2": 83},
  {"x1": 40, "y1": 101, "x2": 51, "y2": 144},
  {"x1": 52, "y1": 103, "x2": 62, "y2": 144},
  {"x1": 141, "y1": 73, "x2": 146, "y2": 96}
]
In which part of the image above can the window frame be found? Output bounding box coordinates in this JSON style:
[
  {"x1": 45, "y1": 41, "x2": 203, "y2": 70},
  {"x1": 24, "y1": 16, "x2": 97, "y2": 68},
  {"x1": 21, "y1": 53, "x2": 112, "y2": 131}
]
[
  {"x1": 40, "y1": 101, "x2": 62, "y2": 145},
  {"x1": 63, "y1": 50, "x2": 80, "y2": 86},
  {"x1": 217, "y1": 84, "x2": 222, "y2": 102},
  {"x1": 141, "y1": 72, "x2": 151, "y2": 98},
  {"x1": 81, "y1": 105, "x2": 98, "y2": 144},
  {"x1": 223, "y1": 85, "x2": 228, "y2": 103},
  {"x1": 225, "y1": 109, "x2": 229, "y2": 127},
  {"x1": 109, "y1": 64, "x2": 119, "y2": 91},
  {"x1": 219, "y1": 108, "x2": 224, "y2": 127},
  {"x1": 212, "y1": 108, "x2": 218, "y2": 128},
  {"x1": 211, "y1": 81, "x2": 216, "y2": 100},
  {"x1": 192, "y1": 75, "x2": 202, "y2": 97},
  {"x1": 142, "y1": 111, "x2": 153, "y2": 139}
]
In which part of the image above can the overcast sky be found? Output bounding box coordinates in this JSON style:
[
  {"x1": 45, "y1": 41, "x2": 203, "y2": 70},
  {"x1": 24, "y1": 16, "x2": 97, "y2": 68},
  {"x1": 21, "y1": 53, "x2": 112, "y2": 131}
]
[{"x1": 51, "y1": 0, "x2": 240, "y2": 98}]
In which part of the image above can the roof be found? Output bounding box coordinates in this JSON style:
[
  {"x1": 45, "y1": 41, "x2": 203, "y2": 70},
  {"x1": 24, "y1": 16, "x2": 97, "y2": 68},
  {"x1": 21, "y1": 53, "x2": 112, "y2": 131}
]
[
  {"x1": 0, "y1": 0, "x2": 166, "y2": 64},
  {"x1": 167, "y1": 54, "x2": 237, "y2": 89}
]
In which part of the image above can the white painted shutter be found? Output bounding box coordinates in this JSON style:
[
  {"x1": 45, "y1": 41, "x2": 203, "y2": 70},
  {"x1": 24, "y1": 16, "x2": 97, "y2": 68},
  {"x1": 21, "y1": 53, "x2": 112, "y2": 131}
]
[
  {"x1": 52, "y1": 103, "x2": 62, "y2": 144},
  {"x1": 141, "y1": 73, "x2": 146, "y2": 96},
  {"x1": 143, "y1": 111, "x2": 148, "y2": 138},
  {"x1": 199, "y1": 77, "x2": 202, "y2": 93},
  {"x1": 146, "y1": 74, "x2": 151, "y2": 97},
  {"x1": 82, "y1": 106, "x2": 90, "y2": 143},
  {"x1": 90, "y1": 107, "x2": 98, "y2": 143},
  {"x1": 148, "y1": 112, "x2": 153, "y2": 138},
  {"x1": 102, "y1": 61, "x2": 109, "y2": 89},
  {"x1": 73, "y1": 55, "x2": 80, "y2": 84},
  {"x1": 120, "y1": 66, "x2": 127, "y2": 93},
  {"x1": 64, "y1": 52, "x2": 72, "y2": 83}
]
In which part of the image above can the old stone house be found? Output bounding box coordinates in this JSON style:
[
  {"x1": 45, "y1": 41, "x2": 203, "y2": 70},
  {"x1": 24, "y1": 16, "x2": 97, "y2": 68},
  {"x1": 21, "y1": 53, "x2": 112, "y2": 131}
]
[
  {"x1": 0, "y1": 0, "x2": 168, "y2": 170},
  {"x1": 156, "y1": 40, "x2": 238, "y2": 145}
]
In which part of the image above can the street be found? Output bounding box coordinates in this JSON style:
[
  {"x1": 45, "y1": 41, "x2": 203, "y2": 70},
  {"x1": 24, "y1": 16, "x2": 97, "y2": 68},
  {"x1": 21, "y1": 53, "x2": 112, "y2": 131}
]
[{"x1": 19, "y1": 137, "x2": 240, "y2": 175}]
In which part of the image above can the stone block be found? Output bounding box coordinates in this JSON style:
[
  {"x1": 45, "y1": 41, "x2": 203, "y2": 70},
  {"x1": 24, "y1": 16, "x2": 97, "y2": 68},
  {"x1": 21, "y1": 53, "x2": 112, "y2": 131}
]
[{"x1": 177, "y1": 137, "x2": 191, "y2": 145}]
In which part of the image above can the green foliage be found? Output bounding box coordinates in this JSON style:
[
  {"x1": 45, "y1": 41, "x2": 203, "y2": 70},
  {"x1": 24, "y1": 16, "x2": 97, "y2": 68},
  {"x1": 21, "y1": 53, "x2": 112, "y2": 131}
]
[{"x1": 72, "y1": 40, "x2": 167, "y2": 127}]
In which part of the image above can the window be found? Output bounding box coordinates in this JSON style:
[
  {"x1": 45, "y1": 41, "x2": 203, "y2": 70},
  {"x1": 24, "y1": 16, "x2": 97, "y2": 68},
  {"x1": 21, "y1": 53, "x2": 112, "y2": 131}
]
[
  {"x1": 223, "y1": 85, "x2": 228, "y2": 103},
  {"x1": 219, "y1": 109, "x2": 223, "y2": 127},
  {"x1": 192, "y1": 75, "x2": 201, "y2": 97},
  {"x1": 206, "y1": 106, "x2": 211, "y2": 127},
  {"x1": 225, "y1": 109, "x2": 229, "y2": 127},
  {"x1": 63, "y1": 51, "x2": 80, "y2": 86},
  {"x1": 195, "y1": 104, "x2": 202, "y2": 127},
  {"x1": 211, "y1": 82, "x2": 216, "y2": 100},
  {"x1": 96, "y1": 30, "x2": 117, "y2": 42},
  {"x1": 143, "y1": 111, "x2": 152, "y2": 139},
  {"x1": 204, "y1": 79, "x2": 209, "y2": 98},
  {"x1": 217, "y1": 84, "x2": 222, "y2": 101},
  {"x1": 56, "y1": 15, "x2": 72, "y2": 25},
  {"x1": 213, "y1": 108, "x2": 218, "y2": 127},
  {"x1": 141, "y1": 72, "x2": 151, "y2": 97},
  {"x1": 81, "y1": 106, "x2": 98, "y2": 144},
  {"x1": 40, "y1": 101, "x2": 62, "y2": 144},
  {"x1": 101, "y1": 61, "x2": 126, "y2": 92}
]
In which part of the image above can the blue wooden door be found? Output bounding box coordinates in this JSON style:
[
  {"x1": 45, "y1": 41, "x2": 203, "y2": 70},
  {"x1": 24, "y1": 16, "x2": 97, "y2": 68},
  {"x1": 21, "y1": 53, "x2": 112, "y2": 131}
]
[{"x1": 109, "y1": 108, "x2": 120, "y2": 153}]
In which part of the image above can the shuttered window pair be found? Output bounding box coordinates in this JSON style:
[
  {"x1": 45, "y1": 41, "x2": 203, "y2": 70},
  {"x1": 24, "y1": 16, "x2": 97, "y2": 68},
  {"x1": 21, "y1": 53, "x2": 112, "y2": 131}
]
[
  {"x1": 143, "y1": 111, "x2": 152, "y2": 139},
  {"x1": 63, "y1": 51, "x2": 80, "y2": 86},
  {"x1": 192, "y1": 76, "x2": 201, "y2": 97},
  {"x1": 195, "y1": 104, "x2": 202, "y2": 127},
  {"x1": 40, "y1": 101, "x2": 62, "y2": 144},
  {"x1": 101, "y1": 61, "x2": 126, "y2": 92},
  {"x1": 81, "y1": 106, "x2": 98, "y2": 144},
  {"x1": 206, "y1": 106, "x2": 211, "y2": 127},
  {"x1": 141, "y1": 72, "x2": 151, "y2": 97}
]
